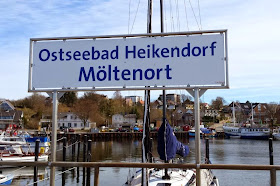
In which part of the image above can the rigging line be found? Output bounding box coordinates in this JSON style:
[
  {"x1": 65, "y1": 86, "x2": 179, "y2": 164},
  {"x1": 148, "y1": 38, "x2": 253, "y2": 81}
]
[
  {"x1": 169, "y1": 0, "x2": 175, "y2": 32},
  {"x1": 175, "y1": 0, "x2": 180, "y2": 31},
  {"x1": 130, "y1": 0, "x2": 141, "y2": 34},
  {"x1": 183, "y1": 0, "x2": 189, "y2": 31},
  {"x1": 188, "y1": 0, "x2": 201, "y2": 30},
  {"x1": 198, "y1": 0, "x2": 202, "y2": 30},
  {"x1": 164, "y1": 0, "x2": 168, "y2": 32},
  {"x1": 11, "y1": 166, "x2": 27, "y2": 173},
  {"x1": 128, "y1": 0, "x2": 132, "y2": 34}
]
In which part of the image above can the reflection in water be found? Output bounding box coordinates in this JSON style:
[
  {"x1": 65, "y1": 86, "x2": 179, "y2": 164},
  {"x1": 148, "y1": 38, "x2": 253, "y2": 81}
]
[{"x1": 6, "y1": 138, "x2": 280, "y2": 185}]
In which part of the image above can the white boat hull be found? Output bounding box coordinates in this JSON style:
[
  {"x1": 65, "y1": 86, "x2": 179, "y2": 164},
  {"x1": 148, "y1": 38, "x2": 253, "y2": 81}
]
[
  {"x1": 126, "y1": 168, "x2": 218, "y2": 186},
  {"x1": 0, "y1": 174, "x2": 14, "y2": 185},
  {"x1": 273, "y1": 133, "x2": 280, "y2": 140},
  {"x1": 223, "y1": 126, "x2": 270, "y2": 139},
  {"x1": 0, "y1": 155, "x2": 48, "y2": 162}
]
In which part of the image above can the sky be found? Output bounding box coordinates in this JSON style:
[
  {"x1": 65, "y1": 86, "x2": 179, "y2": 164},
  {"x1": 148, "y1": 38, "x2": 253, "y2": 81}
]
[{"x1": 0, "y1": 0, "x2": 279, "y2": 104}]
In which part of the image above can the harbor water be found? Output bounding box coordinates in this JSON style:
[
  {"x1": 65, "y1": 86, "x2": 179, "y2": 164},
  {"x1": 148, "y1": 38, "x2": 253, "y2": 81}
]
[{"x1": 6, "y1": 138, "x2": 280, "y2": 186}]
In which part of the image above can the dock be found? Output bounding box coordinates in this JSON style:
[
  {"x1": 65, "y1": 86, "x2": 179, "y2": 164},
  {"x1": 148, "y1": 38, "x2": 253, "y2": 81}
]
[{"x1": 57, "y1": 131, "x2": 190, "y2": 140}]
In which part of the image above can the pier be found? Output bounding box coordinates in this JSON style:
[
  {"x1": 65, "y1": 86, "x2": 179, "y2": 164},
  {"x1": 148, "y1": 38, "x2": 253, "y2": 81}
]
[{"x1": 56, "y1": 131, "x2": 190, "y2": 140}]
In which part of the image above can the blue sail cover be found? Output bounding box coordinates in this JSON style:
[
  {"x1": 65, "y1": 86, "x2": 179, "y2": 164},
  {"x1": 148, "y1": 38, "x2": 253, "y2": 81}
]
[{"x1": 157, "y1": 120, "x2": 189, "y2": 161}]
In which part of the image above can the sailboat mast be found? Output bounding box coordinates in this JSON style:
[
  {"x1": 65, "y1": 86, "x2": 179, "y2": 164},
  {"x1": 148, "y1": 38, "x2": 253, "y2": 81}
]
[
  {"x1": 160, "y1": 0, "x2": 171, "y2": 180},
  {"x1": 142, "y1": 0, "x2": 153, "y2": 185}
]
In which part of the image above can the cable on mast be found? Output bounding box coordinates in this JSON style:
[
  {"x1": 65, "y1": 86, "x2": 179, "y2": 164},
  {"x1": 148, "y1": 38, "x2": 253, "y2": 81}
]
[
  {"x1": 184, "y1": 0, "x2": 190, "y2": 31},
  {"x1": 130, "y1": 0, "x2": 141, "y2": 34},
  {"x1": 189, "y1": 0, "x2": 201, "y2": 30},
  {"x1": 198, "y1": 0, "x2": 202, "y2": 30}
]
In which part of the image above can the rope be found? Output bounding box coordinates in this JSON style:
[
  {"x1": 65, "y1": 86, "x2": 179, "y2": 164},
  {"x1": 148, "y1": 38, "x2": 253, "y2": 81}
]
[
  {"x1": 164, "y1": 0, "x2": 168, "y2": 32},
  {"x1": 54, "y1": 141, "x2": 80, "y2": 152},
  {"x1": 189, "y1": 150, "x2": 195, "y2": 154},
  {"x1": 26, "y1": 167, "x2": 77, "y2": 186},
  {"x1": 49, "y1": 137, "x2": 64, "y2": 143},
  {"x1": 67, "y1": 141, "x2": 79, "y2": 148},
  {"x1": 175, "y1": 0, "x2": 180, "y2": 31},
  {"x1": 130, "y1": 0, "x2": 141, "y2": 34},
  {"x1": 188, "y1": 0, "x2": 201, "y2": 30},
  {"x1": 197, "y1": 0, "x2": 202, "y2": 30},
  {"x1": 10, "y1": 166, "x2": 27, "y2": 173},
  {"x1": 128, "y1": 0, "x2": 132, "y2": 34},
  {"x1": 183, "y1": 0, "x2": 189, "y2": 31},
  {"x1": 56, "y1": 137, "x2": 64, "y2": 142},
  {"x1": 169, "y1": 0, "x2": 175, "y2": 32}
]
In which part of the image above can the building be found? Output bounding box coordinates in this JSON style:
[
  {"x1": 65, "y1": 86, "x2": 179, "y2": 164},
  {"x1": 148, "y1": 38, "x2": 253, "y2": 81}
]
[
  {"x1": 40, "y1": 112, "x2": 92, "y2": 130},
  {"x1": 125, "y1": 96, "x2": 143, "y2": 106},
  {"x1": 112, "y1": 114, "x2": 124, "y2": 128},
  {"x1": 0, "y1": 100, "x2": 23, "y2": 129},
  {"x1": 57, "y1": 112, "x2": 91, "y2": 129},
  {"x1": 159, "y1": 94, "x2": 181, "y2": 105},
  {"x1": 112, "y1": 114, "x2": 137, "y2": 128}
]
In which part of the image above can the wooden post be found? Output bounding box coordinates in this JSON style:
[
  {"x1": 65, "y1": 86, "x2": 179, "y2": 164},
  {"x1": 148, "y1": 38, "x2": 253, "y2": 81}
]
[
  {"x1": 63, "y1": 137, "x2": 67, "y2": 162},
  {"x1": 269, "y1": 138, "x2": 276, "y2": 186},
  {"x1": 269, "y1": 138, "x2": 273, "y2": 165},
  {"x1": 76, "y1": 134, "x2": 81, "y2": 183},
  {"x1": 62, "y1": 137, "x2": 67, "y2": 186},
  {"x1": 33, "y1": 139, "x2": 40, "y2": 186},
  {"x1": 72, "y1": 135, "x2": 76, "y2": 161},
  {"x1": 87, "y1": 140, "x2": 92, "y2": 186},
  {"x1": 205, "y1": 138, "x2": 209, "y2": 164},
  {"x1": 83, "y1": 135, "x2": 87, "y2": 186},
  {"x1": 94, "y1": 167, "x2": 99, "y2": 186}
]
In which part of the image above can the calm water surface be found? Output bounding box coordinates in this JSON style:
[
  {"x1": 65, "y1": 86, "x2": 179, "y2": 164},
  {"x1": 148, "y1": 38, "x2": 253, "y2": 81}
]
[{"x1": 8, "y1": 138, "x2": 280, "y2": 186}]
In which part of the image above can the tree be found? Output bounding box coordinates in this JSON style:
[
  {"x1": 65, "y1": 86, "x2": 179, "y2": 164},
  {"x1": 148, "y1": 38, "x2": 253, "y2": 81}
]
[
  {"x1": 59, "y1": 92, "x2": 77, "y2": 107},
  {"x1": 180, "y1": 94, "x2": 193, "y2": 102},
  {"x1": 110, "y1": 91, "x2": 125, "y2": 114},
  {"x1": 265, "y1": 102, "x2": 280, "y2": 135},
  {"x1": 211, "y1": 96, "x2": 226, "y2": 110},
  {"x1": 73, "y1": 98, "x2": 96, "y2": 128}
]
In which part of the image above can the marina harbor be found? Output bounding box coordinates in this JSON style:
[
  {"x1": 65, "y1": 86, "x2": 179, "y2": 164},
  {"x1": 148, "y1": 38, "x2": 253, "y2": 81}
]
[{"x1": 1, "y1": 0, "x2": 280, "y2": 186}]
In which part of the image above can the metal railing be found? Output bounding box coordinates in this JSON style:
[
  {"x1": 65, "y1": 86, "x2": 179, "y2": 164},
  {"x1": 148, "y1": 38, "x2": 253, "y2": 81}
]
[{"x1": 0, "y1": 161, "x2": 278, "y2": 186}]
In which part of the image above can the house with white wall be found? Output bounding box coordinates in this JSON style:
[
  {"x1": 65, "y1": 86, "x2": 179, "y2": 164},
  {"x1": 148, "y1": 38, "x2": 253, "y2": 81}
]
[
  {"x1": 40, "y1": 112, "x2": 92, "y2": 130},
  {"x1": 112, "y1": 114, "x2": 124, "y2": 128}
]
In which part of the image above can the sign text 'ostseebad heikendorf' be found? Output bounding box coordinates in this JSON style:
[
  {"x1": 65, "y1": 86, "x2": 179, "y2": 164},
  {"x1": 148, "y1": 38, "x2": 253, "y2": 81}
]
[{"x1": 37, "y1": 42, "x2": 218, "y2": 82}]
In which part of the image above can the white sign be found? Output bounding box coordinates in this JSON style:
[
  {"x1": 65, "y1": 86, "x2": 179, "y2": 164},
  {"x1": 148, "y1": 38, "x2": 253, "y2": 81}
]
[{"x1": 30, "y1": 32, "x2": 227, "y2": 91}]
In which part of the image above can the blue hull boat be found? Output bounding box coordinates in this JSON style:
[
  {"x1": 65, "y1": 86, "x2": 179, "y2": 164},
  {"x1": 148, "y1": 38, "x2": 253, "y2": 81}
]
[{"x1": 0, "y1": 174, "x2": 14, "y2": 185}]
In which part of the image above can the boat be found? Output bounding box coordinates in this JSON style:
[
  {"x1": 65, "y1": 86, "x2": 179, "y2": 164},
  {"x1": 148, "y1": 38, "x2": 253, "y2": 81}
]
[
  {"x1": 0, "y1": 167, "x2": 47, "y2": 179},
  {"x1": 223, "y1": 102, "x2": 270, "y2": 139},
  {"x1": 0, "y1": 132, "x2": 27, "y2": 145},
  {"x1": 273, "y1": 133, "x2": 280, "y2": 140},
  {"x1": 189, "y1": 125, "x2": 216, "y2": 137},
  {"x1": 272, "y1": 128, "x2": 280, "y2": 140},
  {"x1": 0, "y1": 132, "x2": 50, "y2": 154},
  {"x1": 24, "y1": 136, "x2": 50, "y2": 154},
  {"x1": 0, "y1": 144, "x2": 48, "y2": 165},
  {"x1": 126, "y1": 120, "x2": 219, "y2": 186},
  {"x1": 222, "y1": 126, "x2": 241, "y2": 138},
  {"x1": 0, "y1": 174, "x2": 14, "y2": 185},
  {"x1": 189, "y1": 126, "x2": 203, "y2": 137},
  {"x1": 124, "y1": 0, "x2": 220, "y2": 184},
  {"x1": 223, "y1": 125, "x2": 270, "y2": 139}
]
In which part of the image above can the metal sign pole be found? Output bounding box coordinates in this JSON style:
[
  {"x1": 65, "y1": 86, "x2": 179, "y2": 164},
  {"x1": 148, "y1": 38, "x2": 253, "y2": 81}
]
[
  {"x1": 194, "y1": 88, "x2": 201, "y2": 186},
  {"x1": 50, "y1": 91, "x2": 58, "y2": 186},
  {"x1": 187, "y1": 88, "x2": 207, "y2": 186}
]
